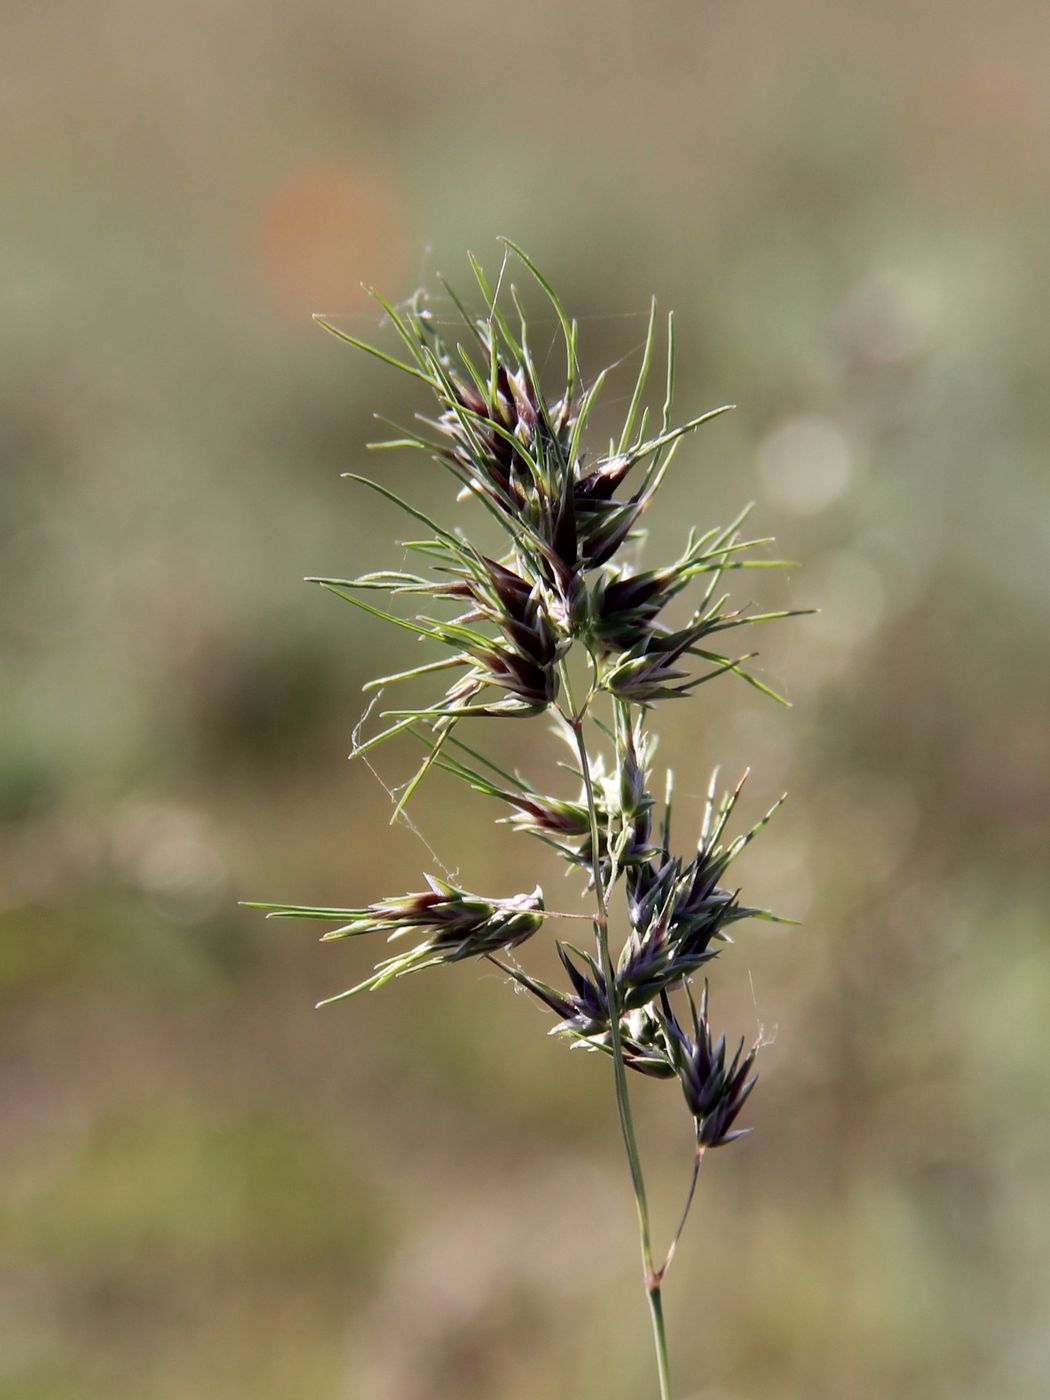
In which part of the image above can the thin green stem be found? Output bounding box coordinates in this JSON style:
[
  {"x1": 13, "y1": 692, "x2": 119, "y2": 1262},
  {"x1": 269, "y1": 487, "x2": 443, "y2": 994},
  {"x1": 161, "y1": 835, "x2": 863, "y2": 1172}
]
[
  {"x1": 657, "y1": 1140, "x2": 705, "y2": 1285},
  {"x1": 559, "y1": 664, "x2": 673, "y2": 1400}
]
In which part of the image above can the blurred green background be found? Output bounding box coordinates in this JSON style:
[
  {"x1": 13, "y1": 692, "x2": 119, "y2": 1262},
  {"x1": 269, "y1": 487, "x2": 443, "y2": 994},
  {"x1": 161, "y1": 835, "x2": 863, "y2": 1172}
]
[{"x1": 4, "y1": 2, "x2": 1050, "y2": 1396}]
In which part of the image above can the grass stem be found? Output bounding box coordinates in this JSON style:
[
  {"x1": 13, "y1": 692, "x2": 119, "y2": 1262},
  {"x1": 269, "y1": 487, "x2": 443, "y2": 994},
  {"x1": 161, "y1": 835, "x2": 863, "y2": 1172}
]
[{"x1": 562, "y1": 665, "x2": 673, "y2": 1400}]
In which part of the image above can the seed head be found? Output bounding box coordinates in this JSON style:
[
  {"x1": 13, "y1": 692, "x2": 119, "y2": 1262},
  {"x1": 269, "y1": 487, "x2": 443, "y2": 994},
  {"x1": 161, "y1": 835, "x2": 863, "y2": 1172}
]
[
  {"x1": 496, "y1": 949, "x2": 676, "y2": 1079},
  {"x1": 256, "y1": 247, "x2": 807, "y2": 1236},
  {"x1": 661, "y1": 983, "x2": 759, "y2": 1148},
  {"x1": 249, "y1": 879, "x2": 545, "y2": 1005}
]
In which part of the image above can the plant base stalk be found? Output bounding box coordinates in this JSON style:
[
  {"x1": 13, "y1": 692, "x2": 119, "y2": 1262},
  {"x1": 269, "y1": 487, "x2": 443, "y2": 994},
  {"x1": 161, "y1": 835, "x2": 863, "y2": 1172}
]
[
  {"x1": 566, "y1": 704, "x2": 673, "y2": 1400},
  {"x1": 647, "y1": 1284, "x2": 673, "y2": 1400}
]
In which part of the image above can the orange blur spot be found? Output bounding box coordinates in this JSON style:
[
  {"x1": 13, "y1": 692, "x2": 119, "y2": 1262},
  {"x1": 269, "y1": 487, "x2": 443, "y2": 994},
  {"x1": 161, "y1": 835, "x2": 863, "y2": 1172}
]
[{"x1": 254, "y1": 159, "x2": 416, "y2": 319}]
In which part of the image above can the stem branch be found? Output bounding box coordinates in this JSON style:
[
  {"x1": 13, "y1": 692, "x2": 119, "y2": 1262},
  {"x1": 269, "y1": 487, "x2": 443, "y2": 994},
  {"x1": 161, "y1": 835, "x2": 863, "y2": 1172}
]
[
  {"x1": 656, "y1": 1140, "x2": 705, "y2": 1285},
  {"x1": 560, "y1": 667, "x2": 673, "y2": 1400}
]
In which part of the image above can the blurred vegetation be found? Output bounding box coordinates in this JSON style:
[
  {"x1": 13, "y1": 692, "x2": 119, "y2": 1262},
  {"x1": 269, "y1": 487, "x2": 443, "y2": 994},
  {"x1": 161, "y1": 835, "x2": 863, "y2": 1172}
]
[{"x1": 3, "y1": 1, "x2": 1050, "y2": 1396}]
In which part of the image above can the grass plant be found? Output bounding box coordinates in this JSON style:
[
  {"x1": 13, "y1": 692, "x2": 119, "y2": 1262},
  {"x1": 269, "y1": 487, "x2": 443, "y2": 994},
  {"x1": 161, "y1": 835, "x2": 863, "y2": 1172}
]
[{"x1": 246, "y1": 240, "x2": 809, "y2": 1398}]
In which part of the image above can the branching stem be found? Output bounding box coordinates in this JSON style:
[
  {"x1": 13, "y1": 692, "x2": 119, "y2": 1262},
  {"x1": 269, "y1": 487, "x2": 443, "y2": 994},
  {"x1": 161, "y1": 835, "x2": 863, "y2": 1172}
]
[
  {"x1": 560, "y1": 663, "x2": 673, "y2": 1400},
  {"x1": 656, "y1": 1139, "x2": 705, "y2": 1285}
]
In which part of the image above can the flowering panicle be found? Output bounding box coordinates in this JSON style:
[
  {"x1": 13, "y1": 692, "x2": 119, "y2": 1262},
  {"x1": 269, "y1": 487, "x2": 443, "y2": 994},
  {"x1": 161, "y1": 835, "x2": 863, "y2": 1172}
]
[
  {"x1": 247, "y1": 877, "x2": 545, "y2": 1005},
  {"x1": 585, "y1": 512, "x2": 784, "y2": 650},
  {"x1": 399, "y1": 708, "x2": 658, "y2": 888},
  {"x1": 618, "y1": 769, "x2": 790, "y2": 1004},
  {"x1": 662, "y1": 982, "x2": 759, "y2": 1148},
  {"x1": 497, "y1": 765, "x2": 788, "y2": 1067},
  {"x1": 308, "y1": 243, "x2": 801, "y2": 741},
  {"x1": 312, "y1": 532, "x2": 567, "y2": 722},
  {"x1": 492, "y1": 949, "x2": 675, "y2": 1080},
  {"x1": 431, "y1": 743, "x2": 608, "y2": 867},
  {"x1": 250, "y1": 242, "x2": 810, "y2": 1391}
]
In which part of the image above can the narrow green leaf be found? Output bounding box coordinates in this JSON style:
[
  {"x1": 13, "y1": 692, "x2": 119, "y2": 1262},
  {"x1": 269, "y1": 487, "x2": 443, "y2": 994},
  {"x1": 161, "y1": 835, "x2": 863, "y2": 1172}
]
[
  {"x1": 566, "y1": 367, "x2": 609, "y2": 469},
  {"x1": 618, "y1": 297, "x2": 658, "y2": 455},
  {"x1": 438, "y1": 274, "x2": 486, "y2": 347},
  {"x1": 662, "y1": 311, "x2": 676, "y2": 433},
  {"x1": 362, "y1": 655, "x2": 467, "y2": 691},
  {"x1": 363, "y1": 287, "x2": 434, "y2": 374},
  {"x1": 691, "y1": 650, "x2": 791, "y2": 706},
  {"x1": 339, "y1": 473, "x2": 461, "y2": 547},
  {"x1": 498, "y1": 238, "x2": 577, "y2": 403},
  {"x1": 389, "y1": 717, "x2": 458, "y2": 824},
  {"x1": 241, "y1": 901, "x2": 365, "y2": 919},
  {"x1": 313, "y1": 316, "x2": 434, "y2": 386},
  {"x1": 467, "y1": 250, "x2": 523, "y2": 363}
]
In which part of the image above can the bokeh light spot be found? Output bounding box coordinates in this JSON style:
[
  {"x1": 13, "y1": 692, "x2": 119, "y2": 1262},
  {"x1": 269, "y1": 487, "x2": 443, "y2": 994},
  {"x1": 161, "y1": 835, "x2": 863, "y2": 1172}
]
[
  {"x1": 253, "y1": 159, "x2": 416, "y2": 319},
  {"x1": 758, "y1": 414, "x2": 855, "y2": 515}
]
